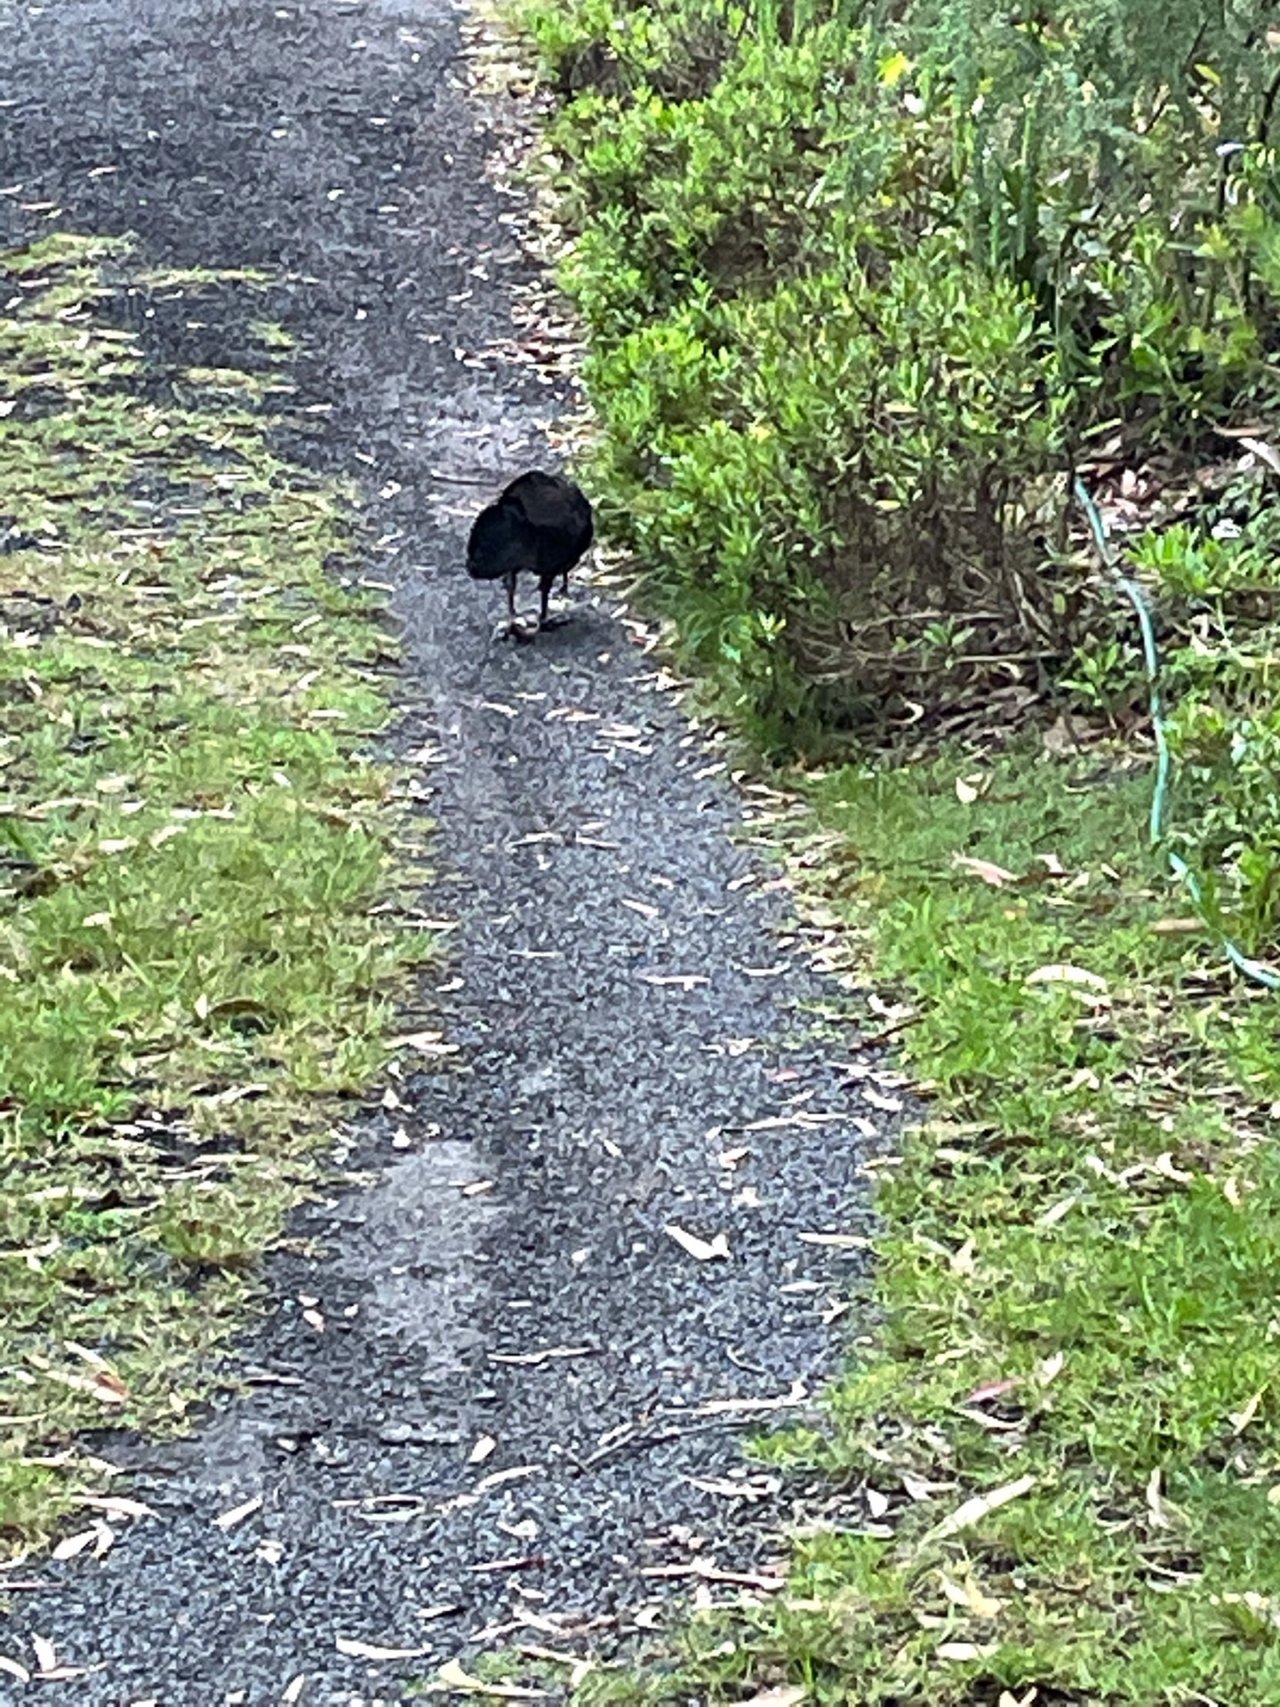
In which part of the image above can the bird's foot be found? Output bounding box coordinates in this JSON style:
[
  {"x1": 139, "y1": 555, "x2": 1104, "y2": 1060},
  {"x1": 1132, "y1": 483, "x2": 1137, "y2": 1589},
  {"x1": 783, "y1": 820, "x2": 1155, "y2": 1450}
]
[
  {"x1": 508, "y1": 614, "x2": 541, "y2": 643},
  {"x1": 538, "y1": 610, "x2": 572, "y2": 630}
]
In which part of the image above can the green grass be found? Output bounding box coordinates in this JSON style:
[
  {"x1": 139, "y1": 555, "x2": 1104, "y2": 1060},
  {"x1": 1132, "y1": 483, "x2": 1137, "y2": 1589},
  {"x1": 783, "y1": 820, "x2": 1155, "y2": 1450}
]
[
  {"x1": 565, "y1": 738, "x2": 1280, "y2": 1703},
  {"x1": 0, "y1": 234, "x2": 431, "y2": 1554}
]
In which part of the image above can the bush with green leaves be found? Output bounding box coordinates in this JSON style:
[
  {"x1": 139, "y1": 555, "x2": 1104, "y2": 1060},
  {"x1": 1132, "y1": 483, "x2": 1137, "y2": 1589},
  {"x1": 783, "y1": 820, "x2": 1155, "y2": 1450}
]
[
  {"x1": 522, "y1": 0, "x2": 1280, "y2": 743},
  {"x1": 521, "y1": 0, "x2": 1280, "y2": 938},
  {"x1": 1115, "y1": 478, "x2": 1280, "y2": 953}
]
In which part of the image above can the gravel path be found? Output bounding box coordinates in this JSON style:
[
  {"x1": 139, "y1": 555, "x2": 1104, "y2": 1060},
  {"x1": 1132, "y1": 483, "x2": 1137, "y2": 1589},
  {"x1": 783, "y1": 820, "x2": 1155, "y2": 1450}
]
[{"x1": 0, "y1": 2, "x2": 896, "y2": 1700}]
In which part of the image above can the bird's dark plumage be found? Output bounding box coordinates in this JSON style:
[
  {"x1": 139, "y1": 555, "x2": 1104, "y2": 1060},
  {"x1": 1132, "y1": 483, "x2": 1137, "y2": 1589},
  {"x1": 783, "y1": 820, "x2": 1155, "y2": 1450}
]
[{"x1": 466, "y1": 470, "x2": 593, "y2": 635}]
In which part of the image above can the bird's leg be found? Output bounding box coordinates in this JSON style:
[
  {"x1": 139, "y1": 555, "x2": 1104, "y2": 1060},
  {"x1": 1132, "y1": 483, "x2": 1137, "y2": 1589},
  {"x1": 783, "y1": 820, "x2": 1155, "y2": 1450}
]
[
  {"x1": 538, "y1": 574, "x2": 571, "y2": 630},
  {"x1": 503, "y1": 569, "x2": 539, "y2": 640}
]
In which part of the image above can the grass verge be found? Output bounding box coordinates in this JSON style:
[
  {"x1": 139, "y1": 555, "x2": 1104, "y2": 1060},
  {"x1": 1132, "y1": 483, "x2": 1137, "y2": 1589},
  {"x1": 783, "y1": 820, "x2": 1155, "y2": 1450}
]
[
  {"x1": 0, "y1": 233, "x2": 429, "y2": 1556},
  {"x1": 570, "y1": 734, "x2": 1280, "y2": 1702}
]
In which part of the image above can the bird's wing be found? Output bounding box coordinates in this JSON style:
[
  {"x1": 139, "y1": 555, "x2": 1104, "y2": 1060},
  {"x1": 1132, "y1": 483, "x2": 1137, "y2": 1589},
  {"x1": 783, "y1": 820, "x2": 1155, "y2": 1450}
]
[
  {"x1": 466, "y1": 504, "x2": 532, "y2": 580},
  {"x1": 507, "y1": 473, "x2": 591, "y2": 536}
]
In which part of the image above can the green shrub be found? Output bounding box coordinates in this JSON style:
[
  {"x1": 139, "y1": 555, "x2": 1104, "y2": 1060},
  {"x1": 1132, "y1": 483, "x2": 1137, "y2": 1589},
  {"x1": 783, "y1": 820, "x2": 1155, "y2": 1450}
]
[
  {"x1": 1119, "y1": 484, "x2": 1280, "y2": 952},
  {"x1": 522, "y1": 0, "x2": 1280, "y2": 928}
]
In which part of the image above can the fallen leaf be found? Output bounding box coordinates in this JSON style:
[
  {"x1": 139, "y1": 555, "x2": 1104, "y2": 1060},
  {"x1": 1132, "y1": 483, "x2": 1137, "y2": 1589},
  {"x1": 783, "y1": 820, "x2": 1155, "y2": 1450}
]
[
  {"x1": 1146, "y1": 1466, "x2": 1170, "y2": 1529},
  {"x1": 964, "y1": 1378, "x2": 1020, "y2": 1406},
  {"x1": 1230, "y1": 1391, "x2": 1265, "y2": 1436},
  {"x1": 468, "y1": 1435, "x2": 497, "y2": 1466},
  {"x1": 78, "y1": 1494, "x2": 155, "y2": 1521},
  {"x1": 336, "y1": 1636, "x2": 433, "y2": 1662},
  {"x1": 638, "y1": 1560, "x2": 786, "y2": 1591},
  {"x1": 664, "y1": 1223, "x2": 730, "y2": 1262},
  {"x1": 924, "y1": 1475, "x2": 1038, "y2": 1543},
  {"x1": 1241, "y1": 435, "x2": 1280, "y2": 478},
  {"x1": 1024, "y1": 963, "x2": 1108, "y2": 993},
  {"x1": 31, "y1": 1636, "x2": 59, "y2": 1676},
  {"x1": 282, "y1": 1676, "x2": 307, "y2": 1704},
  {"x1": 680, "y1": 1369, "x2": 804, "y2": 1415},
  {"x1": 0, "y1": 1656, "x2": 31, "y2": 1684},
  {"x1": 952, "y1": 854, "x2": 1017, "y2": 888},
  {"x1": 51, "y1": 1525, "x2": 111, "y2": 1562},
  {"x1": 469, "y1": 1553, "x2": 543, "y2": 1574},
  {"x1": 949, "y1": 1239, "x2": 977, "y2": 1276},
  {"x1": 685, "y1": 1474, "x2": 777, "y2": 1502},
  {"x1": 214, "y1": 1494, "x2": 263, "y2": 1533},
  {"x1": 488, "y1": 1346, "x2": 593, "y2": 1367},
  {"x1": 432, "y1": 1658, "x2": 548, "y2": 1697},
  {"x1": 1035, "y1": 1352, "x2": 1066, "y2": 1387},
  {"x1": 901, "y1": 1473, "x2": 949, "y2": 1502},
  {"x1": 389, "y1": 1031, "x2": 461, "y2": 1056},
  {"x1": 940, "y1": 1570, "x2": 1005, "y2": 1619},
  {"x1": 620, "y1": 897, "x2": 660, "y2": 920},
  {"x1": 41, "y1": 1366, "x2": 128, "y2": 1404},
  {"x1": 1038, "y1": 1194, "x2": 1078, "y2": 1227},
  {"x1": 936, "y1": 1641, "x2": 998, "y2": 1662}
]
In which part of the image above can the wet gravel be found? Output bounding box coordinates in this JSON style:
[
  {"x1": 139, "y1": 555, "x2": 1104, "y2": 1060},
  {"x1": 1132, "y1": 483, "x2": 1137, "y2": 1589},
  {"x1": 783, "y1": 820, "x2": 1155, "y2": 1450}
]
[{"x1": 0, "y1": 1, "x2": 897, "y2": 1700}]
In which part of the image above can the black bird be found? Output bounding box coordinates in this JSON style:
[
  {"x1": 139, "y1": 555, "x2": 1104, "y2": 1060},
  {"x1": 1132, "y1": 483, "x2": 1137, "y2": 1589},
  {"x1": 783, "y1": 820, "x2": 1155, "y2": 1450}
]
[{"x1": 466, "y1": 470, "x2": 594, "y2": 637}]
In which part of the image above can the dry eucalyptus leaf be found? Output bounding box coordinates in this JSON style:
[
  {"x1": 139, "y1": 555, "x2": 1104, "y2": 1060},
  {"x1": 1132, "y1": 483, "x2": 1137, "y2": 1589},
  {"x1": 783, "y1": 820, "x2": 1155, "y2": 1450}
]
[
  {"x1": 1025, "y1": 963, "x2": 1109, "y2": 993},
  {"x1": 937, "y1": 1641, "x2": 998, "y2": 1662},
  {"x1": 940, "y1": 1570, "x2": 1005, "y2": 1619},
  {"x1": 924, "y1": 1474, "x2": 1038, "y2": 1543},
  {"x1": 1146, "y1": 1466, "x2": 1171, "y2": 1529},
  {"x1": 489, "y1": 1346, "x2": 592, "y2": 1367},
  {"x1": 31, "y1": 1636, "x2": 59, "y2": 1676},
  {"x1": 1241, "y1": 436, "x2": 1280, "y2": 478},
  {"x1": 214, "y1": 1494, "x2": 263, "y2": 1533},
  {"x1": 432, "y1": 1658, "x2": 548, "y2": 1698},
  {"x1": 952, "y1": 854, "x2": 1017, "y2": 887},
  {"x1": 664, "y1": 1223, "x2": 730, "y2": 1262},
  {"x1": 78, "y1": 1494, "x2": 155, "y2": 1521},
  {"x1": 336, "y1": 1636, "x2": 432, "y2": 1661},
  {"x1": 1230, "y1": 1391, "x2": 1265, "y2": 1436},
  {"x1": 949, "y1": 1239, "x2": 977, "y2": 1277},
  {"x1": 52, "y1": 1526, "x2": 105, "y2": 1562}
]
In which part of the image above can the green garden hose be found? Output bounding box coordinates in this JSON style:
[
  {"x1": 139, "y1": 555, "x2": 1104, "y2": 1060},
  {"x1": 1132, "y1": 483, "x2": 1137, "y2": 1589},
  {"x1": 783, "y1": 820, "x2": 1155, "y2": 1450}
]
[{"x1": 1072, "y1": 475, "x2": 1280, "y2": 993}]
